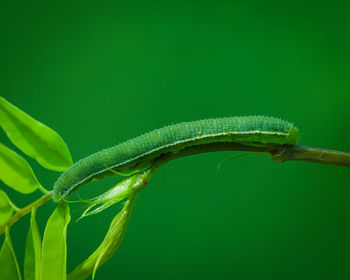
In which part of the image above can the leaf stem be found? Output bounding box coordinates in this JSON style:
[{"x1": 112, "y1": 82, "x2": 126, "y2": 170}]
[
  {"x1": 0, "y1": 192, "x2": 52, "y2": 235},
  {"x1": 7, "y1": 199, "x2": 21, "y2": 213},
  {"x1": 38, "y1": 184, "x2": 49, "y2": 194}
]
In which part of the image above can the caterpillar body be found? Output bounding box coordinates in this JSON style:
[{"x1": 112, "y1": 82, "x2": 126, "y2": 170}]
[{"x1": 53, "y1": 116, "x2": 299, "y2": 201}]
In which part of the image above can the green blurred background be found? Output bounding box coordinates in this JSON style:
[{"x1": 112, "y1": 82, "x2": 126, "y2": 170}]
[{"x1": 1, "y1": 1, "x2": 350, "y2": 279}]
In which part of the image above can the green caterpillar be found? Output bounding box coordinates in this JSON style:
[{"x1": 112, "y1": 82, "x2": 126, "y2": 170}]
[{"x1": 53, "y1": 116, "x2": 299, "y2": 201}]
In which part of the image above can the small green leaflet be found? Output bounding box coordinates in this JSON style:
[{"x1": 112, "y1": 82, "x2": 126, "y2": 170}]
[
  {"x1": 68, "y1": 193, "x2": 139, "y2": 280},
  {"x1": 0, "y1": 96, "x2": 73, "y2": 172},
  {"x1": 0, "y1": 227, "x2": 22, "y2": 280},
  {"x1": 24, "y1": 207, "x2": 41, "y2": 280},
  {"x1": 40, "y1": 202, "x2": 70, "y2": 280},
  {"x1": 77, "y1": 173, "x2": 142, "y2": 220},
  {"x1": 0, "y1": 190, "x2": 15, "y2": 225},
  {"x1": 0, "y1": 142, "x2": 40, "y2": 193}
]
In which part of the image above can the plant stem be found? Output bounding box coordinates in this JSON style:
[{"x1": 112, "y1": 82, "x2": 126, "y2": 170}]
[
  {"x1": 0, "y1": 192, "x2": 53, "y2": 235},
  {"x1": 1, "y1": 143, "x2": 348, "y2": 236},
  {"x1": 167, "y1": 142, "x2": 350, "y2": 168},
  {"x1": 270, "y1": 145, "x2": 350, "y2": 167}
]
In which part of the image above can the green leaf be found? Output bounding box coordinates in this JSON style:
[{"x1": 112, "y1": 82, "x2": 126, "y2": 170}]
[
  {"x1": 68, "y1": 193, "x2": 139, "y2": 280},
  {"x1": 0, "y1": 190, "x2": 15, "y2": 225},
  {"x1": 0, "y1": 142, "x2": 40, "y2": 193},
  {"x1": 24, "y1": 207, "x2": 41, "y2": 280},
  {"x1": 0, "y1": 227, "x2": 22, "y2": 280},
  {"x1": 77, "y1": 174, "x2": 143, "y2": 220},
  {"x1": 0, "y1": 97, "x2": 73, "y2": 171},
  {"x1": 40, "y1": 202, "x2": 70, "y2": 280}
]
